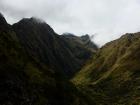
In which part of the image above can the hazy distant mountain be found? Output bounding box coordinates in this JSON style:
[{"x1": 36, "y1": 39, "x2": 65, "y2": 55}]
[{"x1": 61, "y1": 33, "x2": 98, "y2": 51}]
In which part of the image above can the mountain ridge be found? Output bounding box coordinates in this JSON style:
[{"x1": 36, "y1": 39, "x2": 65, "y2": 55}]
[
  {"x1": 72, "y1": 32, "x2": 140, "y2": 105},
  {"x1": 13, "y1": 17, "x2": 97, "y2": 77},
  {"x1": 1, "y1": 12, "x2": 140, "y2": 105},
  {"x1": 0, "y1": 13, "x2": 96, "y2": 105}
]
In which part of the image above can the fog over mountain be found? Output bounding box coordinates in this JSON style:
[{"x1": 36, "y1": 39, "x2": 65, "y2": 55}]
[{"x1": 1, "y1": 0, "x2": 140, "y2": 46}]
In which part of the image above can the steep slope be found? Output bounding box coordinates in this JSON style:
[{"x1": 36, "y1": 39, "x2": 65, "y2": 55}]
[
  {"x1": 0, "y1": 13, "x2": 91, "y2": 105},
  {"x1": 72, "y1": 33, "x2": 140, "y2": 105},
  {"x1": 13, "y1": 18, "x2": 97, "y2": 77}
]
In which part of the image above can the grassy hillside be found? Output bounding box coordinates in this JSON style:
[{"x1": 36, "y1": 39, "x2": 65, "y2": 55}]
[{"x1": 72, "y1": 33, "x2": 140, "y2": 105}]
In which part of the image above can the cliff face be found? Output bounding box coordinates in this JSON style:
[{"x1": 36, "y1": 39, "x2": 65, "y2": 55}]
[{"x1": 72, "y1": 32, "x2": 140, "y2": 105}]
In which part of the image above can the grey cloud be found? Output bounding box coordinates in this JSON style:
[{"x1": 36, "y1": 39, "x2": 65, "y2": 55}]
[{"x1": 0, "y1": 0, "x2": 140, "y2": 46}]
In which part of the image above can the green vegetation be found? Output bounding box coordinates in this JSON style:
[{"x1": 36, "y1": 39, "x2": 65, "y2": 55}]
[
  {"x1": 1, "y1": 13, "x2": 140, "y2": 105},
  {"x1": 72, "y1": 33, "x2": 140, "y2": 105}
]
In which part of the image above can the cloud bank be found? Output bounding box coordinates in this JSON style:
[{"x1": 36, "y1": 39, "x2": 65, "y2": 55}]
[{"x1": 1, "y1": 0, "x2": 140, "y2": 46}]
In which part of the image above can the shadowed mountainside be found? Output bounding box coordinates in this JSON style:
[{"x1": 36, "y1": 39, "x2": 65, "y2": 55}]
[
  {"x1": 0, "y1": 13, "x2": 96, "y2": 105},
  {"x1": 13, "y1": 18, "x2": 97, "y2": 77}
]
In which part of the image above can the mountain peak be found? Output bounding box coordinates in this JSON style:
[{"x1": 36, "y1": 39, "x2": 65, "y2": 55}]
[
  {"x1": 0, "y1": 13, "x2": 7, "y2": 26},
  {"x1": 81, "y1": 34, "x2": 90, "y2": 41},
  {"x1": 18, "y1": 17, "x2": 45, "y2": 24},
  {"x1": 30, "y1": 17, "x2": 45, "y2": 23},
  {"x1": 13, "y1": 17, "x2": 55, "y2": 34}
]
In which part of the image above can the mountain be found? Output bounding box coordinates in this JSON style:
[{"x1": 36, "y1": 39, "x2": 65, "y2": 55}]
[
  {"x1": 2, "y1": 11, "x2": 140, "y2": 105},
  {"x1": 12, "y1": 18, "x2": 97, "y2": 77},
  {"x1": 0, "y1": 13, "x2": 7, "y2": 25},
  {"x1": 0, "y1": 13, "x2": 92, "y2": 105},
  {"x1": 0, "y1": 14, "x2": 96, "y2": 105},
  {"x1": 72, "y1": 32, "x2": 140, "y2": 104}
]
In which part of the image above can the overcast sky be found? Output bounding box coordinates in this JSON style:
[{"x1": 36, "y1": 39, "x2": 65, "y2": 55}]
[{"x1": 1, "y1": 0, "x2": 140, "y2": 46}]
